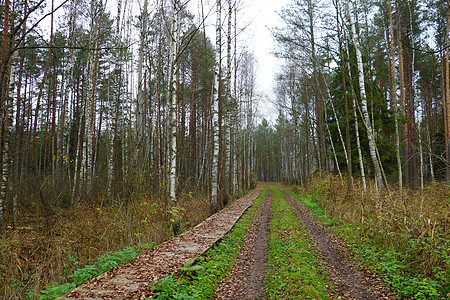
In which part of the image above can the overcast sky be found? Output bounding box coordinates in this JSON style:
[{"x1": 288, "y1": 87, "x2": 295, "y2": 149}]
[
  {"x1": 48, "y1": 0, "x2": 289, "y2": 123},
  {"x1": 188, "y1": 0, "x2": 289, "y2": 124}
]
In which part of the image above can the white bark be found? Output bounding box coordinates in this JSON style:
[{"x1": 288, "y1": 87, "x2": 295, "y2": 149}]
[
  {"x1": 388, "y1": 0, "x2": 403, "y2": 189},
  {"x1": 408, "y1": 1, "x2": 422, "y2": 189},
  {"x1": 325, "y1": 105, "x2": 342, "y2": 178},
  {"x1": 323, "y1": 75, "x2": 349, "y2": 170},
  {"x1": 348, "y1": 0, "x2": 383, "y2": 190},
  {"x1": 232, "y1": 1, "x2": 238, "y2": 196},
  {"x1": 211, "y1": 0, "x2": 221, "y2": 214},
  {"x1": 169, "y1": 0, "x2": 179, "y2": 214},
  {"x1": 427, "y1": 123, "x2": 435, "y2": 182},
  {"x1": 345, "y1": 39, "x2": 366, "y2": 190},
  {"x1": 418, "y1": 121, "x2": 424, "y2": 189},
  {"x1": 0, "y1": 53, "x2": 16, "y2": 234},
  {"x1": 83, "y1": 0, "x2": 98, "y2": 196},
  {"x1": 223, "y1": 0, "x2": 232, "y2": 205}
]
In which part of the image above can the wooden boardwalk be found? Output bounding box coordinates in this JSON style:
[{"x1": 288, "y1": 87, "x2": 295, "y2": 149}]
[{"x1": 58, "y1": 186, "x2": 263, "y2": 300}]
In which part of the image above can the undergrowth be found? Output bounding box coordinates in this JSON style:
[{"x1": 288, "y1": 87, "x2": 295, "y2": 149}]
[
  {"x1": 0, "y1": 191, "x2": 210, "y2": 299},
  {"x1": 150, "y1": 187, "x2": 267, "y2": 299},
  {"x1": 289, "y1": 175, "x2": 449, "y2": 299},
  {"x1": 32, "y1": 244, "x2": 154, "y2": 299},
  {"x1": 265, "y1": 188, "x2": 331, "y2": 299}
]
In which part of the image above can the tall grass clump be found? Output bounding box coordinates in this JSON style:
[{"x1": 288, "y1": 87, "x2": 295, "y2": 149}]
[
  {"x1": 295, "y1": 174, "x2": 449, "y2": 299},
  {"x1": 0, "y1": 188, "x2": 211, "y2": 300}
]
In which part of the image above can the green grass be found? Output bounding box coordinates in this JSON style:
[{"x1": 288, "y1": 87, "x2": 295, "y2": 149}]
[
  {"x1": 288, "y1": 189, "x2": 449, "y2": 300},
  {"x1": 32, "y1": 243, "x2": 155, "y2": 300},
  {"x1": 264, "y1": 188, "x2": 332, "y2": 299},
  {"x1": 151, "y1": 187, "x2": 268, "y2": 299}
]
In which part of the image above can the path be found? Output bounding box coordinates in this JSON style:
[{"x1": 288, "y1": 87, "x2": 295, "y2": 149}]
[
  {"x1": 58, "y1": 187, "x2": 263, "y2": 300},
  {"x1": 59, "y1": 184, "x2": 394, "y2": 299},
  {"x1": 281, "y1": 188, "x2": 392, "y2": 299},
  {"x1": 215, "y1": 188, "x2": 273, "y2": 299}
]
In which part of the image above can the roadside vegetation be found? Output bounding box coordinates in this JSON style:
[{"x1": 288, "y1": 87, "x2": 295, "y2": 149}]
[
  {"x1": 265, "y1": 188, "x2": 332, "y2": 299},
  {"x1": 289, "y1": 174, "x2": 449, "y2": 299},
  {"x1": 33, "y1": 244, "x2": 154, "y2": 299},
  {"x1": 0, "y1": 191, "x2": 210, "y2": 299},
  {"x1": 151, "y1": 187, "x2": 267, "y2": 299}
]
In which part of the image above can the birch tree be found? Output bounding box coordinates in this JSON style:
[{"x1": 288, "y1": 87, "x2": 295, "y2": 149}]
[
  {"x1": 388, "y1": 0, "x2": 403, "y2": 189},
  {"x1": 169, "y1": 0, "x2": 180, "y2": 233},
  {"x1": 211, "y1": 0, "x2": 221, "y2": 215},
  {"x1": 0, "y1": 0, "x2": 11, "y2": 235},
  {"x1": 348, "y1": 0, "x2": 384, "y2": 190}
]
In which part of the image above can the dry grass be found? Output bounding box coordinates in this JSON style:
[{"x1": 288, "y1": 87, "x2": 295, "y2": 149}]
[
  {"x1": 0, "y1": 190, "x2": 211, "y2": 299},
  {"x1": 299, "y1": 174, "x2": 449, "y2": 280}
]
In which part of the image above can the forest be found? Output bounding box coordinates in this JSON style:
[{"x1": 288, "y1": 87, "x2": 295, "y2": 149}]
[
  {"x1": 0, "y1": 0, "x2": 449, "y2": 298},
  {"x1": 255, "y1": 0, "x2": 450, "y2": 187}
]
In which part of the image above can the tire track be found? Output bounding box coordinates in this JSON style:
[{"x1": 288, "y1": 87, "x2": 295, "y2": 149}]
[
  {"x1": 215, "y1": 188, "x2": 273, "y2": 299},
  {"x1": 281, "y1": 188, "x2": 391, "y2": 300}
]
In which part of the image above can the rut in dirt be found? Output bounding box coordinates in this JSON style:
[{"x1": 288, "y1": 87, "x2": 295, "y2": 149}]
[
  {"x1": 215, "y1": 188, "x2": 273, "y2": 300},
  {"x1": 281, "y1": 188, "x2": 390, "y2": 300}
]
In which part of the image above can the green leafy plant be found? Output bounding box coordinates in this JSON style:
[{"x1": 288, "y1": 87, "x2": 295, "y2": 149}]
[{"x1": 33, "y1": 244, "x2": 154, "y2": 300}]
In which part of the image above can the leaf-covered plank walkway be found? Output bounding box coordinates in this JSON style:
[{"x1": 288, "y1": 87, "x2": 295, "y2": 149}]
[{"x1": 58, "y1": 187, "x2": 263, "y2": 300}]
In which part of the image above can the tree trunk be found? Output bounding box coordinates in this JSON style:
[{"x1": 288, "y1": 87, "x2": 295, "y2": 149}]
[
  {"x1": 307, "y1": 0, "x2": 326, "y2": 173},
  {"x1": 446, "y1": 6, "x2": 450, "y2": 181},
  {"x1": 169, "y1": 0, "x2": 180, "y2": 234},
  {"x1": 211, "y1": 0, "x2": 221, "y2": 215},
  {"x1": 345, "y1": 38, "x2": 366, "y2": 190},
  {"x1": 13, "y1": 0, "x2": 28, "y2": 228},
  {"x1": 388, "y1": 0, "x2": 403, "y2": 189},
  {"x1": 136, "y1": 0, "x2": 148, "y2": 167},
  {"x1": 223, "y1": 0, "x2": 233, "y2": 205},
  {"x1": 335, "y1": 0, "x2": 353, "y2": 190},
  {"x1": 348, "y1": 0, "x2": 383, "y2": 191}
]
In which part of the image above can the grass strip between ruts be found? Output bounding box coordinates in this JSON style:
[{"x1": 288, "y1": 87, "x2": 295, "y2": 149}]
[
  {"x1": 265, "y1": 187, "x2": 332, "y2": 300},
  {"x1": 287, "y1": 189, "x2": 448, "y2": 300},
  {"x1": 150, "y1": 187, "x2": 268, "y2": 300}
]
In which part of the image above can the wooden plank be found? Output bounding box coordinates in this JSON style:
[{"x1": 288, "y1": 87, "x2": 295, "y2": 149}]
[{"x1": 58, "y1": 186, "x2": 263, "y2": 299}]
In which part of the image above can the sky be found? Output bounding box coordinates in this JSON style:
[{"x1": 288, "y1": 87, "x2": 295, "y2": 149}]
[
  {"x1": 188, "y1": 0, "x2": 290, "y2": 124},
  {"x1": 241, "y1": 0, "x2": 289, "y2": 123},
  {"x1": 47, "y1": 0, "x2": 289, "y2": 123}
]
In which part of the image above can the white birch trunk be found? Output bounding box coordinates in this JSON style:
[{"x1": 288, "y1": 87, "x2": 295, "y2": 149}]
[
  {"x1": 418, "y1": 121, "x2": 424, "y2": 189},
  {"x1": 107, "y1": 0, "x2": 124, "y2": 200},
  {"x1": 325, "y1": 106, "x2": 342, "y2": 178},
  {"x1": 232, "y1": 2, "x2": 238, "y2": 196},
  {"x1": 169, "y1": 0, "x2": 179, "y2": 233},
  {"x1": 388, "y1": 0, "x2": 403, "y2": 189},
  {"x1": 10, "y1": 53, "x2": 17, "y2": 228},
  {"x1": 408, "y1": 2, "x2": 422, "y2": 189},
  {"x1": 83, "y1": 1, "x2": 98, "y2": 197},
  {"x1": 223, "y1": 0, "x2": 233, "y2": 204},
  {"x1": 211, "y1": 0, "x2": 221, "y2": 215},
  {"x1": 323, "y1": 75, "x2": 349, "y2": 169},
  {"x1": 348, "y1": 0, "x2": 383, "y2": 190},
  {"x1": 427, "y1": 123, "x2": 435, "y2": 182},
  {"x1": 0, "y1": 53, "x2": 16, "y2": 234},
  {"x1": 345, "y1": 39, "x2": 366, "y2": 190}
]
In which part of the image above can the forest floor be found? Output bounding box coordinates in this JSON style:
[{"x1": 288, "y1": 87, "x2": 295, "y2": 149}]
[{"x1": 59, "y1": 184, "x2": 397, "y2": 299}]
